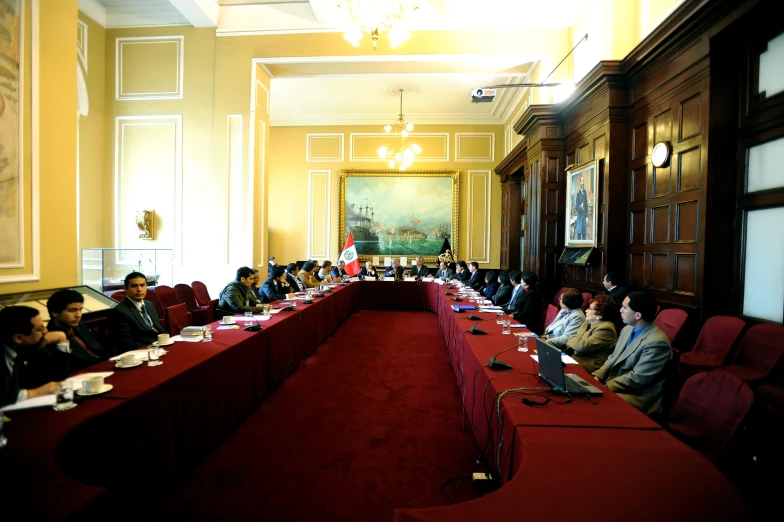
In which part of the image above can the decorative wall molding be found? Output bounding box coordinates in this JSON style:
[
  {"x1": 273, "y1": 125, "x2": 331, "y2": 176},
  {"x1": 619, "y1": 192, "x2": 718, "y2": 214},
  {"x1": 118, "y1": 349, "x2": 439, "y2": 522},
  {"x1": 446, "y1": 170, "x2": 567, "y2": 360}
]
[
  {"x1": 455, "y1": 133, "x2": 495, "y2": 162},
  {"x1": 78, "y1": 0, "x2": 107, "y2": 27},
  {"x1": 77, "y1": 19, "x2": 88, "y2": 73},
  {"x1": 467, "y1": 170, "x2": 492, "y2": 263},
  {"x1": 272, "y1": 113, "x2": 501, "y2": 127},
  {"x1": 115, "y1": 36, "x2": 184, "y2": 100},
  {"x1": 307, "y1": 133, "x2": 344, "y2": 162},
  {"x1": 226, "y1": 114, "x2": 243, "y2": 265},
  {"x1": 504, "y1": 125, "x2": 512, "y2": 157},
  {"x1": 307, "y1": 170, "x2": 331, "y2": 259},
  {"x1": 350, "y1": 133, "x2": 449, "y2": 162},
  {"x1": 255, "y1": 79, "x2": 269, "y2": 114}
]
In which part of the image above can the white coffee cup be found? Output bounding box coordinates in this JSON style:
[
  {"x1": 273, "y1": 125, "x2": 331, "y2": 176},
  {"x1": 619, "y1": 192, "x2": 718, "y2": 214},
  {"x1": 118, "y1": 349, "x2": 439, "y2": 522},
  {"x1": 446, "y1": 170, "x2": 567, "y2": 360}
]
[
  {"x1": 83, "y1": 376, "x2": 104, "y2": 393},
  {"x1": 119, "y1": 353, "x2": 136, "y2": 367},
  {"x1": 222, "y1": 316, "x2": 235, "y2": 324},
  {"x1": 157, "y1": 333, "x2": 170, "y2": 345}
]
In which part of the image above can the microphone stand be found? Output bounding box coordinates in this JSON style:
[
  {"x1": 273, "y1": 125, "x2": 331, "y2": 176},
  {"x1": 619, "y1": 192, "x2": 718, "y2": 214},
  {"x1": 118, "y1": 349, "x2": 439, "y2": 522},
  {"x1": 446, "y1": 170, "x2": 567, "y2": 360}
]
[{"x1": 488, "y1": 336, "x2": 536, "y2": 370}]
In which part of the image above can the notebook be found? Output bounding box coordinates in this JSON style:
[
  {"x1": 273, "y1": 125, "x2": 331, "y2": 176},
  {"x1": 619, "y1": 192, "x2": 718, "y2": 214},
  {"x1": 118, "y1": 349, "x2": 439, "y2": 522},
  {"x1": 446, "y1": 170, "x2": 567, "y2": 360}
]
[{"x1": 535, "y1": 339, "x2": 603, "y2": 397}]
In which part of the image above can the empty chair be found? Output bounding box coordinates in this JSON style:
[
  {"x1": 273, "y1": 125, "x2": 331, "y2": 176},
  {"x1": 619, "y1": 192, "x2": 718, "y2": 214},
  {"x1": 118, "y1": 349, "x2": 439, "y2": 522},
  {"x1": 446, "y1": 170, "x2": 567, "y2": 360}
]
[
  {"x1": 581, "y1": 292, "x2": 592, "y2": 311},
  {"x1": 191, "y1": 281, "x2": 212, "y2": 307},
  {"x1": 165, "y1": 303, "x2": 190, "y2": 336},
  {"x1": 109, "y1": 290, "x2": 127, "y2": 302},
  {"x1": 544, "y1": 304, "x2": 559, "y2": 329},
  {"x1": 155, "y1": 285, "x2": 181, "y2": 308},
  {"x1": 551, "y1": 287, "x2": 567, "y2": 308},
  {"x1": 668, "y1": 371, "x2": 755, "y2": 460},
  {"x1": 654, "y1": 308, "x2": 688, "y2": 345},
  {"x1": 720, "y1": 323, "x2": 784, "y2": 385},
  {"x1": 677, "y1": 316, "x2": 746, "y2": 371},
  {"x1": 174, "y1": 283, "x2": 210, "y2": 326}
]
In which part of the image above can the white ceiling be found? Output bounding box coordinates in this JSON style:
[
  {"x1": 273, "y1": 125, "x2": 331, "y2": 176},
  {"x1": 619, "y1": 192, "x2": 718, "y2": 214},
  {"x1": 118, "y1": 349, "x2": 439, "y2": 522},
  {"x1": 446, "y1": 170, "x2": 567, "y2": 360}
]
[{"x1": 82, "y1": 0, "x2": 597, "y2": 126}]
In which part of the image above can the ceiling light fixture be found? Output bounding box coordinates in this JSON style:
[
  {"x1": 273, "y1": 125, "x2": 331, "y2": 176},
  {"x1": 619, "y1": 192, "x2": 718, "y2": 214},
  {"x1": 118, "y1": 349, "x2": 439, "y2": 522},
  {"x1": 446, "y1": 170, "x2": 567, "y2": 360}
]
[
  {"x1": 338, "y1": 0, "x2": 420, "y2": 50},
  {"x1": 377, "y1": 89, "x2": 421, "y2": 171}
]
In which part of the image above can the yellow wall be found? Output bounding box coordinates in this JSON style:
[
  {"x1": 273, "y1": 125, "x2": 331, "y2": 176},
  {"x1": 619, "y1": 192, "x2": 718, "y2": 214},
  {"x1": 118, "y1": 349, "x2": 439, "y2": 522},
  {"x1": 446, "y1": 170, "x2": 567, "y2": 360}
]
[
  {"x1": 78, "y1": 11, "x2": 106, "y2": 250},
  {"x1": 268, "y1": 124, "x2": 503, "y2": 268},
  {"x1": 1, "y1": 0, "x2": 78, "y2": 293}
]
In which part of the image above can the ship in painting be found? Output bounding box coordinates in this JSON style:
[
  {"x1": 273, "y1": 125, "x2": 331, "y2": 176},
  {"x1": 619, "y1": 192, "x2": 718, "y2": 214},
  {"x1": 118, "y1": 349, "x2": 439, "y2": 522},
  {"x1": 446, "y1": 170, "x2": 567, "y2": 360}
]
[
  {"x1": 430, "y1": 223, "x2": 452, "y2": 239},
  {"x1": 349, "y1": 199, "x2": 379, "y2": 242}
]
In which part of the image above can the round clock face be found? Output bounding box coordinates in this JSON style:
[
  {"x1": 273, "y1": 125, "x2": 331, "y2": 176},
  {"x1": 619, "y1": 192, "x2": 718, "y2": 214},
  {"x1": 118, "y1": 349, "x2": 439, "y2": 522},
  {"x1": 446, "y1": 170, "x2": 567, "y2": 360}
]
[{"x1": 652, "y1": 141, "x2": 671, "y2": 167}]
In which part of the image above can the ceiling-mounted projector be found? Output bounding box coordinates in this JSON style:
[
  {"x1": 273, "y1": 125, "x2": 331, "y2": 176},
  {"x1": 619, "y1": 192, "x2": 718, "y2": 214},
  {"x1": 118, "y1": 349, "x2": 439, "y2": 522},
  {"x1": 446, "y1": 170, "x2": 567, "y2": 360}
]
[{"x1": 470, "y1": 88, "x2": 496, "y2": 103}]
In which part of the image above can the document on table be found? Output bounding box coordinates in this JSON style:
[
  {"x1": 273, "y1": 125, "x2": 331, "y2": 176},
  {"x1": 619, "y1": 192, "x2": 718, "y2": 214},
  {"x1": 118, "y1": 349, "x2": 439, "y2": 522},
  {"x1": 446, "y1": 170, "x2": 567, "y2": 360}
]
[
  {"x1": 530, "y1": 354, "x2": 579, "y2": 364},
  {"x1": 110, "y1": 349, "x2": 167, "y2": 361},
  {"x1": 233, "y1": 316, "x2": 272, "y2": 321},
  {"x1": 1, "y1": 394, "x2": 55, "y2": 412}
]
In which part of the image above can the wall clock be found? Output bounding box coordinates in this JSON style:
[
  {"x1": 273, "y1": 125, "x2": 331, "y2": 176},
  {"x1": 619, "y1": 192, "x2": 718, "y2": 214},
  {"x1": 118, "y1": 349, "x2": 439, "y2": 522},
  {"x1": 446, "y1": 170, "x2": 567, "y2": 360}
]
[{"x1": 651, "y1": 141, "x2": 672, "y2": 168}]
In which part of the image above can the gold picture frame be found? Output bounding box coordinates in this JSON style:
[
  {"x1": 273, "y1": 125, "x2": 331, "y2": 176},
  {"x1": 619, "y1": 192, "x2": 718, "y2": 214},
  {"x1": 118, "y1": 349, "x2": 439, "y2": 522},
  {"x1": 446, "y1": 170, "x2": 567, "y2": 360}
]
[{"x1": 338, "y1": 169, "x2": 459, "y2": 263}]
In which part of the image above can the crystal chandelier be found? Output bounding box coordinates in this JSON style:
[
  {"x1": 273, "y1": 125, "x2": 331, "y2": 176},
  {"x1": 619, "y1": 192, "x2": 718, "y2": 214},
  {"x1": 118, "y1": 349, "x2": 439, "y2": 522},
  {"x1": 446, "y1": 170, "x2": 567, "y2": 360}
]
[
  {"x1": 338, "y1": 0, "x2": 420, "y2": 50},
  {"x1": 377, "y1": 89, "x2": 422, "y2": 171}
]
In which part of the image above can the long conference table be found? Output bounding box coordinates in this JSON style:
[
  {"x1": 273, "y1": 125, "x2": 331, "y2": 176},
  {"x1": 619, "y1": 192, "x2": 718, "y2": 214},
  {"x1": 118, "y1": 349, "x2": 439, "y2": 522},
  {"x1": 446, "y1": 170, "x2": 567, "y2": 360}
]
[{"x1": 0, "y1": 281, "x2": 750, "y2": 521}]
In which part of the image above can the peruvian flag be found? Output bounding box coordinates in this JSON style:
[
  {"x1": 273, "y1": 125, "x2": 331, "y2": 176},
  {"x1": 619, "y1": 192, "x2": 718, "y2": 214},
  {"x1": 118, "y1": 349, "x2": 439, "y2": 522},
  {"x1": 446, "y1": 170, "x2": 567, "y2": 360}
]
[{"x1": 339, "y1": 232, "x2": 361, "y2": 276}]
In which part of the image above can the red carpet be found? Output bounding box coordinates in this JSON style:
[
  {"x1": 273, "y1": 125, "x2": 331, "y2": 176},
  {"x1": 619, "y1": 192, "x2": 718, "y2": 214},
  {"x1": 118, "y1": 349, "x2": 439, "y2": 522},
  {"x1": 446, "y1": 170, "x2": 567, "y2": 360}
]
[{"x1": 157, "y1": 311, "x2": 478, "y2": 521}]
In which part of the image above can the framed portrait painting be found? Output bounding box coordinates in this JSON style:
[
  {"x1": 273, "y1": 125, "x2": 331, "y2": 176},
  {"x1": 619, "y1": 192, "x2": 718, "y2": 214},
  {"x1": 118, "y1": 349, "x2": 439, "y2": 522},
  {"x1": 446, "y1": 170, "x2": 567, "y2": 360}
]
[
  {"x1": 565, "y1": 160, "x2": 599, "y2": 247},
  {"x1": 338, "y1": 169, "x2": 459, "y2": 263}
]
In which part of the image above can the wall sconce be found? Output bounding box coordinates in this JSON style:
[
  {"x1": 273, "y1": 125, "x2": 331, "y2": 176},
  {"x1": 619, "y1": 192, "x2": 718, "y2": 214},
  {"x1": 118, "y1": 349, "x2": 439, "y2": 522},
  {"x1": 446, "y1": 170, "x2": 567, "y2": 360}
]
[{"x1": 136, "y1": 210, "x2": 154, "y2": 240}]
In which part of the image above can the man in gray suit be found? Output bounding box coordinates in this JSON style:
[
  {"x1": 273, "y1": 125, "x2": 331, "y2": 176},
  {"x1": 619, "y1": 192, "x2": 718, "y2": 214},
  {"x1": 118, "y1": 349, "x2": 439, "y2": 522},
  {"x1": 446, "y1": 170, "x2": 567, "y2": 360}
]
[
  {"x1": 435, "y1": 261, "x2": 454, "y2": 281},
  {"x1": 593, "y1": 291, "x2": 671, "y2": 415}
]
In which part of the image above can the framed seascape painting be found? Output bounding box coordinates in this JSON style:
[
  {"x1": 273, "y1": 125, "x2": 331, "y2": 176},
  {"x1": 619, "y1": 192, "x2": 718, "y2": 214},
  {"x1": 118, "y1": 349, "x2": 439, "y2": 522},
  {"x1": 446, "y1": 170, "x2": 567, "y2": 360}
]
[
  {"x1": 565, "y1": 159, "x2": 599, "y2": 247},
  {"x1": 338, "y1": 170, "x2": 459, "y2": 263}
]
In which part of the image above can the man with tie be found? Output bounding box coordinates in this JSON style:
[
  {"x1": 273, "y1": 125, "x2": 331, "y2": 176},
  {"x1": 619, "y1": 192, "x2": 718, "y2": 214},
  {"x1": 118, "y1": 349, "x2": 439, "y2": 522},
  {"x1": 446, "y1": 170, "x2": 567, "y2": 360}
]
[
  {"x1": 46, "y1": 289, "x2": 109, "y2": 371},
  {"x1": 286, "y1": 263, "x2": 306, "y2": 291},
  {"x1": 409, "y1": 257, "x2": 429, "y2": 279},
  {"x1": 385, "y1": 258, "x2": 405, "y2": 279},
  {"x1": 467, "y1": 261, "x2": 483, "y2": 291},
  {"x1": 331, "y1": 260, "x2": 348, "y2": 280},
  {"x1": 593, "y1": 291, "x2": 671, "y2": 415},
  {"x1": 503, "y1": 271, "x2": 524, "y2": 314},
  {"x1": 109, "y1": 271, "x2": 168, "y2": 352},
  {"x1": 1, "y1": 306, "x2": 71, "y2": 407},
  {"x1": 359, "y1": 261, "x2": 379, "y2": 280},
  {"x1": 436, "y1": 261, "x2": 454, "y2": 281}
]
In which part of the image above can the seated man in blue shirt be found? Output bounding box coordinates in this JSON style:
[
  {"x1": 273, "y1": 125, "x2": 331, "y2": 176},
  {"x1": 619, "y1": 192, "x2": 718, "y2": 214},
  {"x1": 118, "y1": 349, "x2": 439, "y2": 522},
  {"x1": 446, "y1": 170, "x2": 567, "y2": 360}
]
[{"x1": 593, "y1": 291, "x2": 671, "y2": 415}]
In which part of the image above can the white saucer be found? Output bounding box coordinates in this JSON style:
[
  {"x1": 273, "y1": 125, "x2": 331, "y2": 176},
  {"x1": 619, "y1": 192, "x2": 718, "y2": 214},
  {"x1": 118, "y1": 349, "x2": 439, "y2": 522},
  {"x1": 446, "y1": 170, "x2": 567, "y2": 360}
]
[
  {"x1": 115, "y1": 359, "x2": 143, "y2": 369},
  {"x1": 76, "y1": 384, "x2": 113, "y2": 396},
  {"x1": 152, "y1": 340, "x2": 175, "y2": 347}
]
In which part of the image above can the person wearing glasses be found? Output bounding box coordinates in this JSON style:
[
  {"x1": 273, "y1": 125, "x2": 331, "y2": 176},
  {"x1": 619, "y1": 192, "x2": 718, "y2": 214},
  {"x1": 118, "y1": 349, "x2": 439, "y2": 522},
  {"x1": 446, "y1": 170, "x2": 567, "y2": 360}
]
[
  {"x1": 0, "y1": 305, "x2": 72, "y2": 407},
  {"x1": 564, "y1": 294, "x2": 618, "y2": 373}
]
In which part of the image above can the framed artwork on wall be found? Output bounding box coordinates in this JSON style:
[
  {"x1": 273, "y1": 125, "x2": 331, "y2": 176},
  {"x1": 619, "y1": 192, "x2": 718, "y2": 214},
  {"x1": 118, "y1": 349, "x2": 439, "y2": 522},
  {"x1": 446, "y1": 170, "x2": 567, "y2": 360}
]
[
  {"x1": 338, "y1": 169, "x2": 459, "y2": 263},
  {"x1": 565, "y1": 159, "x2": 599, "y2": 247}
]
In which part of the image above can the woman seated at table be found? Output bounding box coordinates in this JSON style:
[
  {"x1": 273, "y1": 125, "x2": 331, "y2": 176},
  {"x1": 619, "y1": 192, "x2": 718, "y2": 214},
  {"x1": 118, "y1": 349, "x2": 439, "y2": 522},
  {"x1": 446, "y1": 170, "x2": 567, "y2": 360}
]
[
  {"x1": 542, "y1": 288, "x2": 585, "y2": 349},
  {"x1": 564, "y1": 294, "x2": 618, "y2": 373},
  {"x1": 491, "y1": 272, "x2": 513, "y2": 306},
  {"x1": 262, "y1": 266, "x2": 294, "y2": 302},
  {"x1": 482, "y1": 271, "x2": 499, "y2": 299},
  {"x1": 298, "y1": 261, "x2": 321, "y2": 288}
]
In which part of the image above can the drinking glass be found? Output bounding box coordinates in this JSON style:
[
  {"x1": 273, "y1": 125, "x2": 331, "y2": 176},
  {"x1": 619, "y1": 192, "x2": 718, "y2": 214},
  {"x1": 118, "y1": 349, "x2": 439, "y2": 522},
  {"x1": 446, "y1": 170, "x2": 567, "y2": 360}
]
[
  {"x1": 53, "y1": 381, "x2": 76, "y2": 411},
  {"x1": 148, "y1": 346, "x2": 163, "y2": 366},
  {"x1": 203, "y1": 325, "x2": 212, "y2": 341},
  {"x1": 262, "y1": 304, "x2": 271, "y2": 316},
  {"x1": 496, "y1": 312, "x2": 505, "y2": 324},
  {"x1": 502, "y1": 319, "x2": 511, "y2": 335},
  {"x1": 517, "y1": 335, "x2": 529, "y2": 352},
  {"x1": 244, "y1": 311, "x2": 254, "y2": 321}
]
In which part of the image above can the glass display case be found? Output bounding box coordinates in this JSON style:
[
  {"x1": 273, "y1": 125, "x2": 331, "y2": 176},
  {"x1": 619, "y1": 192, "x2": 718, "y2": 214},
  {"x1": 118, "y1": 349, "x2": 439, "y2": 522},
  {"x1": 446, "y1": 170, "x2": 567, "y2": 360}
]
[
  {"x1": 82, "y1": 248, "x2": 173, "y2": 295},
  {"x1": 0, "y1": 285, "x2": 117, "y2": 324}
]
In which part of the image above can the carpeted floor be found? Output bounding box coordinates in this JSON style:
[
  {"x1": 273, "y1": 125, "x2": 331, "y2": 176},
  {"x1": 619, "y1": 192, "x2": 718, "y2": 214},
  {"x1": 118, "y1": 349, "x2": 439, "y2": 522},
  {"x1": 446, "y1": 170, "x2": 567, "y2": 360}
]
[{"x1": 156, "y1": 310, "x2": 479, "y2": 521}]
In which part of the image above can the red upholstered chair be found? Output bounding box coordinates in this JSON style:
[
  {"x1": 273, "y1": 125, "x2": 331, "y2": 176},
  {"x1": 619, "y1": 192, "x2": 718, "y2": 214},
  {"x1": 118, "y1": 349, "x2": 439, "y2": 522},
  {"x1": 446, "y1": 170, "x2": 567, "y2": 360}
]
[
  {"x1": 155, "y1": 285, "x2": 181, "y2": 308},
  {"x1": 580, "y1": 292, "x2": 592, "y2": 311},
  {"x1": 676, "y1": 316, "x2": 746, "y2": 372},
  {"x1": 191, "y1": 281, "x2": 212, "y2": 307},
  {"x1": 109, "y1": 290, "x2": 126, "y2": 302},
  {"x1": 551, "y1": 287, "x2": 566, "y2": 308},
  {"x1": 544, "y1": 304, "x2": 559, "y2": 329},
  {"x1": 668, "y1": 371, "x2": 755, "y2": 460},
  {"x1": 165, "y1": 303, "x2": 190, "y2": 336},
  {"x1": 174, "y1": 283, "x2": 210, "y2": 326},
  {"x1": 144, "y1": 288, "x2": 166, "y2": 324},
  {"x1": 654, "y1": 308, "x2": 688, "y2": 345},
  {"x1": 720, "y1": 323, "x2": 784, "y2": 385}
]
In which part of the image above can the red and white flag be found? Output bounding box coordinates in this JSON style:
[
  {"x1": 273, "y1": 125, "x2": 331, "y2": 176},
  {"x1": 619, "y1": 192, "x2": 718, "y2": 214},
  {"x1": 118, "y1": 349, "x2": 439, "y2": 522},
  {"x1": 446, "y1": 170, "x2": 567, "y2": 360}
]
[{"x1": 338, "y1": 232, "x2": 361, "y2": 276}]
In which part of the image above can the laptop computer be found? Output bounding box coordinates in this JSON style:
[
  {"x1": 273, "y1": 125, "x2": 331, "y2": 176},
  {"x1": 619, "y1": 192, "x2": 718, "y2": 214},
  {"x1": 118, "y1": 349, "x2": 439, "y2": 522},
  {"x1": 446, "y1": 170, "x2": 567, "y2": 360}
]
[{"x1": 535, "y1": 338, "x2": 603, "y2": 397}]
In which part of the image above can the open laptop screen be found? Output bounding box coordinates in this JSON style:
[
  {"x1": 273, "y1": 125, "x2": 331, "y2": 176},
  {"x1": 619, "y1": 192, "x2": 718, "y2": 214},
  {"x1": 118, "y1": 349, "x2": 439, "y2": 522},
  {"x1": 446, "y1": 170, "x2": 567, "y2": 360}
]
[{"x1": 536, "y1": 339, "x2": 567, "y2": 392}]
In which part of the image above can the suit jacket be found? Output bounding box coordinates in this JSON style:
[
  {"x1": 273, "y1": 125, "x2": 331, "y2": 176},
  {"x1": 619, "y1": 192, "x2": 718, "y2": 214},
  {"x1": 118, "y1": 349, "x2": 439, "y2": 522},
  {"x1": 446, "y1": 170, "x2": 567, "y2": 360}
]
[
  {"x1": 47, "y1": 320, "x2": 109, "y2": 371},
  {"x1": 331, "y1": 266, "x2": 348, "y2": 280},
  {"x1": 566, "y1": 320, "x2": 618, "y2": 373},
  {"x1": 359, "y1": 267, "x2": 379, "y2": 279},
  {"x1": 543, "y1": 308, "x2": 586, "y2": 348},
  {"x1": 262, "y1": 278, "x2": 291, "y2": 302},
  {"x1": 467, "y1": 271, "x2": 483, "y2": 291},
  {"x1": 593, "y1": 323, "x2": 671, "y2": 415},
  {"x1": 509, "y1": 288, "x2": 543, "y2": 334},
  {"x1": 2, "y1": 343, "x2": 72, "y2": 407},
  {"x1": 503, "y1": 285, "x2": 524, "y2": 313},
  {"x1": 385, "y1": 266, "x2": 405, "y2": 279},
  {"x1": 109, "y1": 298, "x2": 167, "y2": 352},
  {"x1": 606, "y1": 286, "x2": 630, "y2": 306},
  {"x1": 287, "y1": 273, "x2": 305, "y2": 291},
  {"x1": 435, "y1": 268, "x2": 454, "y2": 280},
  {"x1": 482, "y1": 282, "x2": 499, "y2": 299},
  {"x1": 298, "y1": 271, "x2": 320, "y2": 288},
  {"x1": 491, "y1": 284, "x2": 513, "y2": 306},
  {"x1": 409, "y1": 264, "x2": 429, "y2": 278},
  {"x1": 218, "y1": 281, "x2": 263, "y2": 314},
  {"x1": 455, "y1": 270, "x2": 471, "y2": 282}
]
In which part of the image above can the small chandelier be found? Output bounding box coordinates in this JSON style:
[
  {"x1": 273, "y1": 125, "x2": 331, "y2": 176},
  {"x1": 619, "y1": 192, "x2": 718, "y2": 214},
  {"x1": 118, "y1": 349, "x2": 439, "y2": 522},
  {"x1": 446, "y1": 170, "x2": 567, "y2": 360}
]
[
  {"x1": 339, "y1": 0, "x2": 419, "y2": 50},
  {"x1": 377, "y1": 89, "x2": 422, "y2": 171}
]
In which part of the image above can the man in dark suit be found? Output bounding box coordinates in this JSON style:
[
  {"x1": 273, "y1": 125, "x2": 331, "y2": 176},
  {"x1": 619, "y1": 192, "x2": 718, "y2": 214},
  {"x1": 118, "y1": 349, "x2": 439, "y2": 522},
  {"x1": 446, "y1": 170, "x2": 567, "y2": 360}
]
[
  {"x1": 46, "y1": 289, "x2": 109, "y2": 371},
  {"x1": 108, "y1": 271, "x2": 167, "y2": 352},
  {"x1": 409, "y1": 256, "x2": 429, "y2": 279},
  {"x1": 603, "y1": 272, "x2": 630, "y2": 306},
  {"x1": 467, "y1": 261, "x2": 483, "y2": 291},
  {"x1": 1, "y1": 306, "x2": 71, "y2": 407},
  {"x1": 331, "y1": 260, "x2": 348, "y2": 280},
  {"x1": 455, "y1": 261, "x2": 471, "y2": 282},
  {"x1": 385, "y1": 258, "x2": 405, "y2": 280},
  {"x1": 286, "y1": 263, "x2": 305, "y2": 291},
  {"x1": 436, "y1": 261, "x2": 454, "y2": 281},
  {"x1": 359, "y1": 261, "x2": 379, "y2": 280},
  {"x1": 507, "y1": 271, "x2": 544, "y2": 334}
]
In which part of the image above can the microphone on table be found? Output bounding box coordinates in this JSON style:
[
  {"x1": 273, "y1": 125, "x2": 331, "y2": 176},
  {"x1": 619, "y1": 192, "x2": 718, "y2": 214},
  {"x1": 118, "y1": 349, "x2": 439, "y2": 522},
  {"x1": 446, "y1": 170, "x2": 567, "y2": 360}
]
[
  {"x1": 452, "y1": 297, "x2": 463, "y2": 302},
  {"x1": 467, "y1": 317, "x2": 494, "y2": 335},
  {"x1": 488, "y1": 340, "x2": 525, "y2": 371}
]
